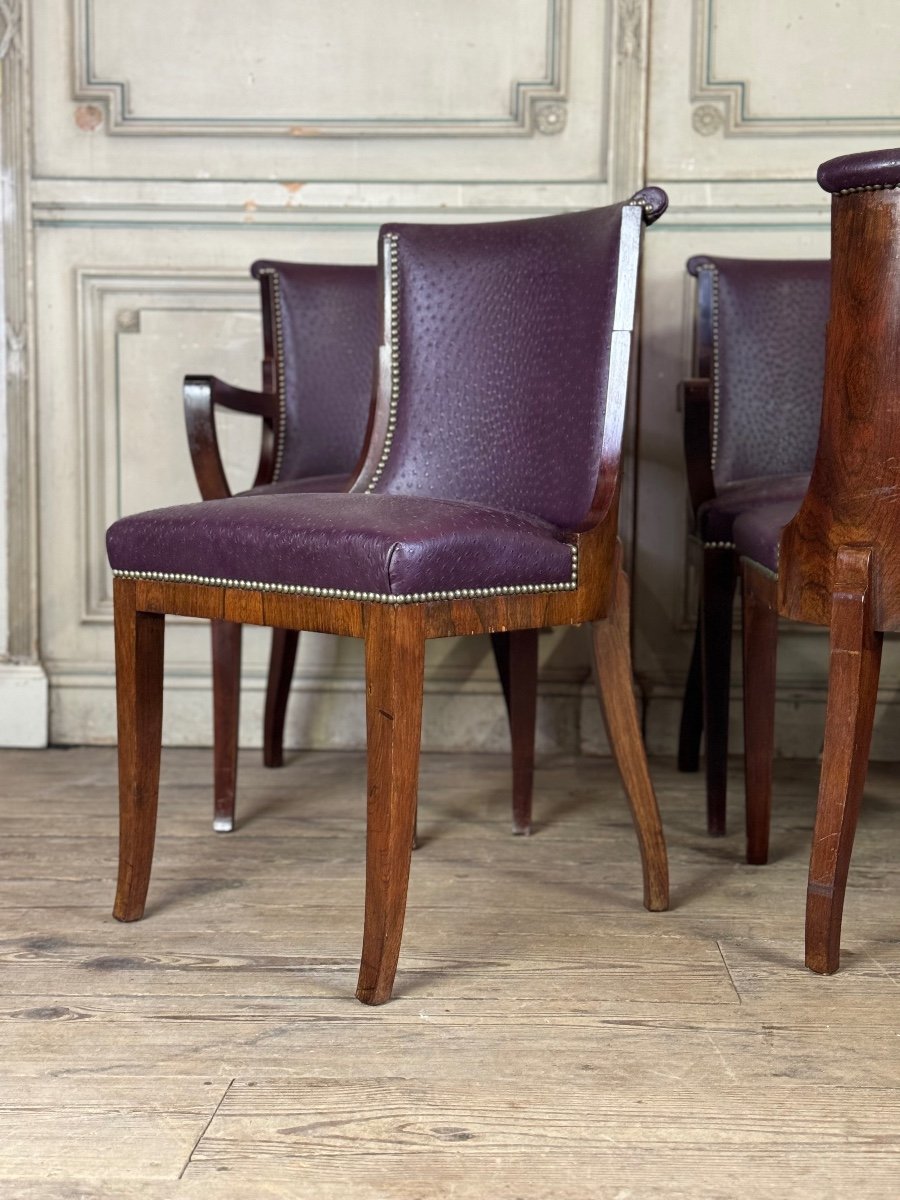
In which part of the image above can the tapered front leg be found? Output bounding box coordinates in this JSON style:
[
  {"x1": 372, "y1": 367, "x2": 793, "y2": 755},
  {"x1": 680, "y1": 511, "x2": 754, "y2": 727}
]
[
  {"x1": 113, "y1": 579, "x2": 165, "y2": 922},
  {"x1": 263, "y1": 628, "x2": 300, "y2": 769},
  {"x1": 806, "y1": 546, "x2": 882, "y2": 975},
  {"x1": 702, "y1": 547, "x2": 737, "y2": 836},
  {"x1": 741, "y1": 565, "x2": 779, "y2": 866},
  {"x1": 507, "y1": 629, "x2": 538, "y2": 835},
  {"x1": 211, "y1": 621, "x2": 241, "y2": 832},
  {"x1": 356, "y1": 605, "x2": 426, "y2": 1005},
  {"x1": 677, "y1": 614, "x2": 703, "y2": 772},
  {"x1": 591, "y1": 569, "x2": 669, "y2": 913}
]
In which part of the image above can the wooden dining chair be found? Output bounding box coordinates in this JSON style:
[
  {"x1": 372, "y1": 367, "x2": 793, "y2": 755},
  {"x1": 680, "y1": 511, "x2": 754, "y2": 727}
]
[
  {"x1": 107, "y1": 192, "x2": 671, "y2": 1004},
  {"x1": 185, "y1": 259, "x2": 528, "y2": 834},
  {"x1": 677, "y1": 256, "x2": 830, "y2": 836},
  {"x1": 736, "y1": 146, "x2": 900, "y2": 973}
]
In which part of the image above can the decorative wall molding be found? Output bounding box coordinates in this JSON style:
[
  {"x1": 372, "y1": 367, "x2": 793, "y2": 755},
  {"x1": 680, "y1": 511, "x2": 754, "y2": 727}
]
[
  {"x1": 76, "y1": 270, "x2": 257, "y2": 624},
  {"x1": 692, "y1": 0, "x2": 900, "y2": 136},
  {"x1": 1, "y1": 0, "x2": 41, "y2": 663},
  {"x1": 73, "y1": 0, "x2": 570, "y2": 139}
]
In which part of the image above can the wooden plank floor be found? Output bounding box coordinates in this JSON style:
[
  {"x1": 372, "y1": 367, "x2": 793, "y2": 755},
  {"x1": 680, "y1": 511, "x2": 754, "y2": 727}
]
[{"x1": 1, "y1": 746, "x2": 899, "y2": 1198}]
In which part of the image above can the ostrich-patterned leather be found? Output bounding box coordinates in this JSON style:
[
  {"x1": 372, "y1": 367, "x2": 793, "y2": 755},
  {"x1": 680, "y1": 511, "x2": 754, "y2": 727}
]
[
  {"x1": 107, "y1": 492, "x2": 575, "y2": 597},
  {"x1": 689, "y1": 256, "x2": 830, "y2": 493},
  {"x1": 250, "y1": 261, "x2": 378, "y2": 481},
  {"x1": 371, "y1": 205, "x2": 630, "y2": 531}
]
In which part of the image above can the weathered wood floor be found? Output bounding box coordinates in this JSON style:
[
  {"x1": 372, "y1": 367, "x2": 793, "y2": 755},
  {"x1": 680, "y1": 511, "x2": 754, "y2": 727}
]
[{"x1": 1, "y1": 746, "x2": 899, "y2": 1198}]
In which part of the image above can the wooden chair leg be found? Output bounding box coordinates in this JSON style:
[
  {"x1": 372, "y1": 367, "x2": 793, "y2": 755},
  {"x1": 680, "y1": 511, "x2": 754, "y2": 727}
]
[
  {"x1": 741, "y1": 566, "x2": 779, "y2": 866},
  {"x1": 492, "y1": 629, "x2": 538, "y2": 834},
  {"x1": 112, "y1": 579, "x2": 165, "y2": 923},
  {"x1": 263, "y1": 628, "x2": 300, "y2": 769},
  {"x1": 490, "y1": 630, "x2": 511, "y2": 711},
  {"x1": 701, "y1": 547, "x2": 737, "y2": 836},
  {"x1": 677, "y1": 612, "x2": 703, "y2": 772},
  {"x1": 356, "y1": 605, "x2": 426, "y2": 1005},
  {"x1": 806, "y1": 546, "x2": 883, "y2": 975},
  {"x1": 211, "y1": 620, "x2": 241, "y2": 833},
  {"x1": 591, "y1": 569, "x2": 669, "y2": 913},
  {"x1": 507, "y1": 629, "x2": 538, "y2": 835}
]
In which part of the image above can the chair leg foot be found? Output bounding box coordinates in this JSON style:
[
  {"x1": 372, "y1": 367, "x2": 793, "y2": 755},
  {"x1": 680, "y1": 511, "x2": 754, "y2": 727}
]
[
  {"x1": 805, "y1": 547, "x2": 882, "y2": 975},
  {"x1": 211, "y1": 621, "x2": 241, "y2": 833},
  {"x1": 591, "y1": 566, "x2": 669, "y2": 913},
  {"x1": 702, "y1": 548, "x2": 737, "y2": 836},
  {"x1": 741, "y1": 566, "x2": 778, "y2": 866},
  {"x1": 113, "y1": 580, "x2": 165, "y2": 923},
  {"x1": 677, "y1": 615, "x2": 703, "y2": 773},
  {"x1": 356, "y1": 606, "x2": 425, "y2": 1006},
  {"x1": 263, "y1": 628, "x2": 300, "y2": 769}
]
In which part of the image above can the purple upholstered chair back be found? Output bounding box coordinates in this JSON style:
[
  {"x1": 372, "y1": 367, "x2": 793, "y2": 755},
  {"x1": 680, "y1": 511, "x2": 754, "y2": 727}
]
[
  {"x1": 251, "y1": 261, "x2": 379, "y2": 482},
  {"x1": 354, "y1": 198, "x2": 665, "y2": 532},
  {"x1": 688, "y1": 255, "x2": 830, "y2": 492}
]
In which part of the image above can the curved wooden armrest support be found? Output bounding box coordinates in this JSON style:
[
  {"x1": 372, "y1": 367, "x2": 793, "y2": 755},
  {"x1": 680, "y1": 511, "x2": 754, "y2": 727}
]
[
  {"x1": 681, "y1": 378, "x2": 715, "y2": 519},
  {"x1": 184, "y1": 375, "x2": 280, "y2": 501}
]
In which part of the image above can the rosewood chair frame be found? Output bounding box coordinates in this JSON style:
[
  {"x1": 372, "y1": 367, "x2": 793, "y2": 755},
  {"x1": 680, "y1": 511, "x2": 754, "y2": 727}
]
[
  {"x1": 741, "y1": 152, "x2": 900, "y2": 974},
  {"x1": 112, "y1": 198, "x2": 670, "y2": 1004}
]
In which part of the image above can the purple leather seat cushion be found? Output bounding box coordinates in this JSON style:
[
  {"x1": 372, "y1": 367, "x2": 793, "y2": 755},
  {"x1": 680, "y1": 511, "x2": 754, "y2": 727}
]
[
  {"x1": 106, "y1": 493, "x2": 576, "y2": 600},
  {"x1": 697, "y1": 474, "x2": 809, "y2": 544},
  {"x1": 733, "y1": 498, "x2": 804, "y2": 573}
]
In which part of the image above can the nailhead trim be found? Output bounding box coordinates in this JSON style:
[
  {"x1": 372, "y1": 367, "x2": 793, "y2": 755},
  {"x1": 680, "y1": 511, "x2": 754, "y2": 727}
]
[
  {"x1": 112, "y1": 543, "x2": 579, "y2": 605},
  {"x1": 364, "y1": 233, "x2": 400, "y2": 493},
  {"x1": 835, "y1": 181, "x2": 900, "y2": 195},
  {"x1": 696, "y1": 264, "x2": 721, "y2": 472},
  {"x1": 702, "y1": 540, "x2": 735, "y2": 550},
  {"x1": 257, "y1": 268, "x2": 287, "y2": 482}
]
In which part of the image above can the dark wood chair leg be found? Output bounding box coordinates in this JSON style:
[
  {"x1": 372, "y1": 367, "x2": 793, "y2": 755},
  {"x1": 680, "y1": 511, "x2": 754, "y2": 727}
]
[
  {"x1": 591, "y1": 569, "x2": 669, "y2": 913},
  {"x1": 806, "y1": 546, "x2": 882, "y2": 975},
  {"x1": 677, "y1": 613, "x2": 703, "y2": 772},
  {"x1": 490, "y1": 630, "x2": 511, "y2": 711},
  {"x1": 701, "y1": 547, "x2": 737, "y2": 836},
  {"x1": 263, "y1": 628, "x2": 300, "y2": 769},
  {"x1": 112, "y1": 580, "x2": 165, "y2": 923},
  {"x1": 211, "y1": 620, "x2": 241, "y2": 833},
  {"x1": 507, "y1": 629, "x2": 538, "y2": 835},
  {"x1": 356, "y1": 605, "x2": 426, "y2": 1006},
  {"x1": 741, "y1": 566, "x2": 779, "y2": 866}
]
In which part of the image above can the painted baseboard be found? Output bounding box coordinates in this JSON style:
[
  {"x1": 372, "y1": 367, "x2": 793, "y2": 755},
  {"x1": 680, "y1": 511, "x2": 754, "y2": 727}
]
[
  {"x1": 48, "y1": 667, "x2": 585, "y2": 754},
  {"x1": 0, "y1": 662, "x2": 49, "y2": 747}
]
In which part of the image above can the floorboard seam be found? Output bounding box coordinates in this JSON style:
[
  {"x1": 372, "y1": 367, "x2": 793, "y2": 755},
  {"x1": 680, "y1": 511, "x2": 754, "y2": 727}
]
[
  {"x1": 715, "y1": 938, "x2": 743, "y2": 1005},
  {"x1": 178, "y1": 1076, "x2": 234, "y2": 1179}
]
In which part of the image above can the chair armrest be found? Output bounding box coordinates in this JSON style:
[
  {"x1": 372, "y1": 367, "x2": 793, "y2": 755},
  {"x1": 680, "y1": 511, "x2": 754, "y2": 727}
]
[
  {"x1": 681, "y1": 378, "x2": 716, "y2": 519},
  {"x1": 183, "y1": 375, "x2": 280, "y2": 500}
]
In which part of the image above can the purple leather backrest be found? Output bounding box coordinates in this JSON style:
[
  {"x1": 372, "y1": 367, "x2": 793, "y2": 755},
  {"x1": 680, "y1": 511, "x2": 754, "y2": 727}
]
[
  {"x1": 357, "y1": 199, "x2": 664, "y2": 532},
  {"x1": 250, "y1": 261, "x2": 379, "y2": 482},
  {"x1": 688, "y1": 255, "x2": 831, "y2": 490}
]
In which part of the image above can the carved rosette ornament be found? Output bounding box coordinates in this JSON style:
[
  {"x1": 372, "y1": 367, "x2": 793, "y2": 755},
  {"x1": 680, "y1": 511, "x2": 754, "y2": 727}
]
[
  {"x1": 692, "y1": 103, "x2": 725, "y2": 136},
  {"x1": 534, "y1": 101, "x2": 567, "y2": 135}
]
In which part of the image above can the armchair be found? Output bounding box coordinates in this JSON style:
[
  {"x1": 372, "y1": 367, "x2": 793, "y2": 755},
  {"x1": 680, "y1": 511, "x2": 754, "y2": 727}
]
[
  {"x1": 107, "y1": 192, "x2": 670, "y2": 1003},
  {"x1": 184, "y1": 260, "x2": 532, "y2": 834},
  {"x1": 677, "y1": 256, "x2": 830, "y2": 836}
]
